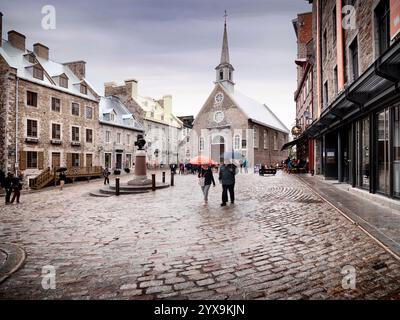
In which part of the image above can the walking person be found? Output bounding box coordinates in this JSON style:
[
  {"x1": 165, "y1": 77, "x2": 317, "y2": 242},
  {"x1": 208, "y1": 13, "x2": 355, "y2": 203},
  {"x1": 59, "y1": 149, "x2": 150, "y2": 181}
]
[
  {"x1": 103, "y1": 167, "x2": 110, "y2": 185},
  {"x1": 10, "y1": 172, "x2": 22, "y2": 204},
  {"x1": 0, "y1": 169, "x2": 5, "y2": 189},
  {"x1": 4, "y1": 172, "x2": 13, "y2": 205},
  {"x1": 198, "y1": 164, "x2": 216, "y2": 205},
  {"x1": 242, "y1": 158, "x2": 248, "y2": 174},
  {"x1": 219, "y1": 162, "x2": 237, "y2": 206},
  {"x1": 59, "y1": 172, "x2": 66, "y2": 191}
]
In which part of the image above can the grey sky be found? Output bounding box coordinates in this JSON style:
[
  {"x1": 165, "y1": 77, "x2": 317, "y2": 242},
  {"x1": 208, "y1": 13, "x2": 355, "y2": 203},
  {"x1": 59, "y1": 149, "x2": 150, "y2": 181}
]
[{"x1": 1, "y1": 0, "x2": 311, "y2": 128}]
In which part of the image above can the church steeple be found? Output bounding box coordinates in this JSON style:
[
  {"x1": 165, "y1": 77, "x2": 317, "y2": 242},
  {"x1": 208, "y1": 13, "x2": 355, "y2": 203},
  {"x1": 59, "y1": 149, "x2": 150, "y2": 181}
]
[{"x1": 215, "y1": 10, "x2": 235, "y2": 92}]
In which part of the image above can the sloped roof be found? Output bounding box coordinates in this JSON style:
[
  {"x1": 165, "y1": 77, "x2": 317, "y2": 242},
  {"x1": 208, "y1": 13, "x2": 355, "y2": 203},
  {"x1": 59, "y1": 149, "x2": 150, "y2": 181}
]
[
  {"x1": 99, "y1": 96, "x2": 144, "y2": 132},
  {"x1": 225, "y1": 88, "x2": 290, "y2": 134},
  {"x1": 0, "y1": 39, "x2": 98, "y2": 100}
]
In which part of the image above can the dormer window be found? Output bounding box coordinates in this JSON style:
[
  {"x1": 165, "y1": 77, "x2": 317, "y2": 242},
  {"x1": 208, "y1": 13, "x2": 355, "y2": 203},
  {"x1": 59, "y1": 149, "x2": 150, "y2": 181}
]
[
  {"x1": 80, "y1": 84, "x2": 87, "y2": 95},
  {"x1": 110, "y1": 113, "x2": 115, "y2": 121},
  {"x1": 59, "y1": 76, "x2": 68, "y2": 88},
  {"x1": 24, "y1": 53, "x2": 36, "y2": 64},
  {"x1": 33, "y1": 66, "x2": 44, "y2": 80}
]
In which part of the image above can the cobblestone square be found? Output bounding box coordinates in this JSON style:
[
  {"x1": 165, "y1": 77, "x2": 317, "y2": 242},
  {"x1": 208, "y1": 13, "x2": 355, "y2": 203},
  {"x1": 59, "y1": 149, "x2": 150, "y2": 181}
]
[{"x1": 1, "y1": 172, "x2": 399, "y2": 299}]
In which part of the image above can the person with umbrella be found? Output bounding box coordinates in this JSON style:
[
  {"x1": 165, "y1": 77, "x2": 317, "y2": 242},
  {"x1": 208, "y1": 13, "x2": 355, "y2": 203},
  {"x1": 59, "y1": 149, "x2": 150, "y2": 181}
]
[{"x1": 198, "y1": 163, "x2": 216, "y2": 205}]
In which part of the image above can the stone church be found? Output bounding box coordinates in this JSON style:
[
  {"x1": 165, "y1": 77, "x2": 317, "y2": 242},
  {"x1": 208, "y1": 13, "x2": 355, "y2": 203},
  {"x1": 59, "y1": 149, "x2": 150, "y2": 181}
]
[{"x1": 191, "y1": 18, "x2": 290, "y2": 168}]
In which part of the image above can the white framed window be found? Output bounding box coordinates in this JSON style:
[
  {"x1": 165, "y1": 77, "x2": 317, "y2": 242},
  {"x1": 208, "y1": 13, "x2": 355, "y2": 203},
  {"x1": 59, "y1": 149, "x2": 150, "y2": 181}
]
[
  {"x1": 199, "y1": 137, "x2": 205, "y2": 151},
  {"x1": 117, "y1": 132, "x2": 121, "y2": 144},
  {"x1": 27, "y1": 119, "x2": 38, "y2": 138},
  {"x1": 273, "y1": 132, "x2": 278, "y2": 151},
  {"x1": 105, "y1": 131, "x2": 111, "y2": 143},
  {"x1": 234, "y1": 135, "x2": 241, "y2": 150},
  {"x1": 51, "y1": 123, "x2": 61, "y2": 140},
  {"x1": 127, "y1": 134, "x2": 131, "y2": 145},
  {"x1": 71, "y1": 126, "x2": 80, "y2": 142},
  {"x1": 253, "y1": 126, "x2": 258, "y2": 149},
  {"x1": 264, "y1": 130, "x2": 269, "y2": 149},
  {"x1": 85, "y1": 106, "x2": 93, "y2": 119}
]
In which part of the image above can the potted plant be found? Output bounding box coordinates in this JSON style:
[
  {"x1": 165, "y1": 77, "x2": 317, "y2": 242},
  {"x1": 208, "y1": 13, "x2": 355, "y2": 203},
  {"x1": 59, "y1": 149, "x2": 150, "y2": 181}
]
[{"x1": 124, "y1": 168, "x2": 130, "y2": 173}]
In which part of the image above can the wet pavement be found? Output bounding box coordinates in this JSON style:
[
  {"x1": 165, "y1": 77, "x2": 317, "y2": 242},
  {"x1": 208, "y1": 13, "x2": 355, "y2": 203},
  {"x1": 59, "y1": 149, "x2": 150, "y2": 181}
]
[
  {"x1": 0, "y1": 172, "x2": 399, "y2": 299},
  {"x1": 298, "y1": 175, "x2": 400, "y2": 257}
]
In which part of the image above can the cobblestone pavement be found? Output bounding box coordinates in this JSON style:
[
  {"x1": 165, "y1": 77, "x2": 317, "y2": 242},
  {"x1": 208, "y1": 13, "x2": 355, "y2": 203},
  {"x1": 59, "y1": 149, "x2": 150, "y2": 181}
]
[{"x1": 0, "y1": 172, "x2": 399, "y2": 300}]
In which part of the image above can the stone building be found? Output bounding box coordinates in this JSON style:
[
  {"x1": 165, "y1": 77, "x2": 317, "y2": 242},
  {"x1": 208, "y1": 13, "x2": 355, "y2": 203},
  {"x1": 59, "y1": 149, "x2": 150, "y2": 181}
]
[
  {"x1": 191, "y1": 18, "x2": 289, "y2": 167},
  {"x1": 104, "y1": 80, "x2": 183, "y2": 166},
  {"x1": 284, "y1": 12, "x2": 315, "y2": 172},
  {"x1": 0, "y1": 13, "x2": 101, "y2": 188},
  {"x1": 177, "y1": 115, "x2": 194, "y2": 164},
  {"x1": 99, "y1": 95, "x2": 144, "y2": 173},
  {"x1": 299, "y1": 0, "x2": 400, "y2": 200}
]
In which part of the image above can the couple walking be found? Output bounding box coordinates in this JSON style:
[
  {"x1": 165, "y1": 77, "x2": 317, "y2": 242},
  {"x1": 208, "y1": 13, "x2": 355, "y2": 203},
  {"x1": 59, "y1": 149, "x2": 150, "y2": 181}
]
[{"x1": 198, "y1": 163, "x2": 237, "y2": 206}]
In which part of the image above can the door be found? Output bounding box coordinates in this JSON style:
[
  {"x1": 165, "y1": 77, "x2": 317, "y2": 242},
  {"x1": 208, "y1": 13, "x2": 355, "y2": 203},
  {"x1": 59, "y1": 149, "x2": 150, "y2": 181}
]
[
  {"x1": 86, "y1": 154, "x2": 93, "y2": 167},
  {"x1": 376, "y1": 109, "x2": 390, "y2": 195},
  {"x1": 52, "y1": 152, "x2": 61, "y2": 168},
  {"x1": 394, "y1": 106, "x2": 400, "y2": 198},
  {"x1": 104, "y1": 153, "x2": 112, "y2": 169},
  {"x1": 116, "y1": 154, "x2": 122, "y2": 169},
  {"x1": 211, "y1": 135, "x2": 225, "y2": 163}
]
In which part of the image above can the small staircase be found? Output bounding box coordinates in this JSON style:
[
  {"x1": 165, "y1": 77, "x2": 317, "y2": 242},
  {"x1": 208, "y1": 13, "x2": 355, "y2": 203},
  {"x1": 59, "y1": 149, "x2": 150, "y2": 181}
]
[{"x1": 30, "y1": 167, "x2": 55, "y2": 190}]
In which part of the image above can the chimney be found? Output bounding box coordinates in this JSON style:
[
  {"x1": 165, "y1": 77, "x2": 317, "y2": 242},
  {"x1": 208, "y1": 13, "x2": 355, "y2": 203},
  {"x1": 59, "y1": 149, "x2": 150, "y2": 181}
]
[
  {"x1": 8, "y1": 30, "x2": 26, "y2": 51},
  {"x1": 163, "y1": 95, "x2": 172, "y2": 115},
  {"x1": 63, "y1": 60, "x2": 86, "y2": 80},
  {"x1": 125, "y1": 79, "x2": 138, "y2": 99},
  {"x1": 0, "y1": 12, "x2": 3, "y2": 47},
  {"x1": 33, "y1": 43, "x2": 49, "y2": 60},
  {"x1": 104, "y1": 82, "x2": 117, "y2": 97}
]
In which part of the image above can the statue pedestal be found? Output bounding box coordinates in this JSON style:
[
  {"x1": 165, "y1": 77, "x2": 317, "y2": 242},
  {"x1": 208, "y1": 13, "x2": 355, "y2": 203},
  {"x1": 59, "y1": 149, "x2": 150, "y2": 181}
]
[{"x1": 128, "y1": 150, "x2": 152, "y2": 185}]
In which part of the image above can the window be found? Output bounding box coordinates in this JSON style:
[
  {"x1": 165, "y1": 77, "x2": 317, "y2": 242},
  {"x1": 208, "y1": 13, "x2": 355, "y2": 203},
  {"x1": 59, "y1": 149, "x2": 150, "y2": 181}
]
[
  {"x1": 85, "y1": 106, "x2": 93, "y2": 119},
  {"x1": 375, "y1": 0, "x2": 390, "y2": 56},
  {"x1": 80, "y1": 84, "x2": 87, "y2": 95},
  {"x1": 51, "y1": 97, "x2": 61, "y2": 112},
  {"x1": 150, "y1": 112, "x2": 154, "y2": 118},
  {"x1": 27, "y1": 151, "x2": 38, "y2": 168},
  {"x1": 333, "y1": 6, "x2": 337, "y2": 44},
  {"x1": 72, "y1": 153, "x2": 80, "y2": 167},
  {"x1": 59, "y1": 76, "x2": 68, "y2": 88},
  {"x1": 126, "y1": 154, "x2": 132, "y2": 168},
  {"x1": 394, "y1": 106, "x2": 400, "y2": 198},
  {"x1": 242, "y1": 139, "x2": 247, "y2": 148},
  {"x1": 127, "y1": 134, "x2": 131, "y2": 145},
  {"x1": 27, "y1": 91, "x2": 37, "y2": 107},
  {"x1": 323, "y1": 81, "x2": 329, "y2": 108},
  {"x1": 253, "y1": 127, "x2": 258, "y2": 148},
  {"x1": 27, "y1": 119, "x2": 38, "y2": 137},
  {"x1": 161, "y1": 114, "x2": 164, "y2": 121},
  {"x1": 110, "y1": 113, "x2": 115, "y2": 121},
  {"x1": 117, "y1": 133, "x2": 121, "y2": 144},
  {"x1": 333, "y1": 66, "x2": 338, "y2": 96},
  {"x1": 350, "y1": 38, "x2": 359, "y2": 81},
  {"x1": 199, "y1": 137, "x2": 205, "y2": 151},
  {"x1": 33, "y1": 66, "x2": 43, "y2": 80},
  {"x1": 186, "y1": 136, "x2": 190, "y2": 143},
  {"x1": 234, "y1": 135, "x2": 241, "y2": 150},
  {"x1": 264, "y1": 130, "x2": 269, "y2": 149},
  {"x1": 71, "y1": 103, "x2": 80, "y2": 116},
  {"x1": 86, "y1": 129, "x2": 93, "y2": 143},
  {"x1": 323, "y1": 29, "x2": 327, "y2": 59},
  {"x1": 219, "y1": 71, "x2": 223, "y2": 80},
  {"x1": 72, "y1": 126, "x2": 80, "y2": 142},
  {"x1": 52, "y1": 123, "x2": 61, "y2": 140},
  {"x1": 273, "y1": 133, "x2": 279, "y2": 151},
  {"x1": 105, "y1": 131, "x2": 111, "y2": 143}
]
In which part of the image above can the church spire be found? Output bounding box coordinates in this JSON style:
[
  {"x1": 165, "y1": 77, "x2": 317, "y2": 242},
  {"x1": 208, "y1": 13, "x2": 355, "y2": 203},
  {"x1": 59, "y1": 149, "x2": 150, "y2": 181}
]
[
  {"x1": 215, "y1": 10, "x2": 235, "y2": 92},
  {"x1": 220, "y1": 10, "x2": 230, "y2": 64}
]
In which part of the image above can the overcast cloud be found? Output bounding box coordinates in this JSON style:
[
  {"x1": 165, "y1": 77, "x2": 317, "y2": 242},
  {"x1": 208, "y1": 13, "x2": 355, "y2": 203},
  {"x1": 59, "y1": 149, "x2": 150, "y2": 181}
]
[{"x1": 1, "y1": 0, "x2": 311, "y2": 128}]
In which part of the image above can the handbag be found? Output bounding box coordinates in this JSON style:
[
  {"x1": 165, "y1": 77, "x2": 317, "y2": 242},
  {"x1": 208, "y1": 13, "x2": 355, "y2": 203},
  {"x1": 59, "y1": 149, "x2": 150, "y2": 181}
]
[{"x1": 198, "y1": 177, "x2": 205, "y2": 187}]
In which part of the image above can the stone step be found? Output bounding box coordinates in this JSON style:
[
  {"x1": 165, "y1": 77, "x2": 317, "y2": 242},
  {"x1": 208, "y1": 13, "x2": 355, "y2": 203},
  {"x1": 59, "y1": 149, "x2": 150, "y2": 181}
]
[
  {"x1": 98, "y1": 187, "x2": 149, "y2": 195},
  {"x1": 108, "y1": 183, "x2": 170, "y2": 191},
  {"x1": 88, "y1": 191, "x2": 114, "y2": 198}
]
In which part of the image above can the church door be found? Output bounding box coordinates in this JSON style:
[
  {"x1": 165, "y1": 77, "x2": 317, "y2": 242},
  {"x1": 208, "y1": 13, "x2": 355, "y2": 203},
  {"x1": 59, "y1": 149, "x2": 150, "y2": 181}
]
[{"x1": 211, "y1": 135, "x2": 225, "y2": 163}]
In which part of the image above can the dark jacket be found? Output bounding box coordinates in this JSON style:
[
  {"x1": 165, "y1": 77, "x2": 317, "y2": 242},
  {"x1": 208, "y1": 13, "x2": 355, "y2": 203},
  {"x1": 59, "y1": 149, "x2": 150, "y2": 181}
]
[
  {"x1": 4, "y1": 176, "x2": 13, "y2": 189},
  {"x1": 219, "y1": 164, "x2": 237, "y2": 185},
  {"x1": 11, "y1": 176, "x2": 21, "y2": 190},
  {"x1": 59, "y1": 173, "x2": 66, "y2": 181},
  {"x1": 198, "y1": 168, "x2": 215, "y2": 186}
]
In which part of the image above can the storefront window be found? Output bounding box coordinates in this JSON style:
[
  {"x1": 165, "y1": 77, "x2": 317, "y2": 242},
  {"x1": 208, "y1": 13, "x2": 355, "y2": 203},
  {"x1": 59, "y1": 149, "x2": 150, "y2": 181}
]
[
  {"x1": 394, "y1": 106, "x2": 400, "y2": 198},
  {"x1": 361, "y1": 118, "x2": 370, "y2": 189},
  {"x1": 377, "y1": 109, "x2": 390, "y2": 195}
]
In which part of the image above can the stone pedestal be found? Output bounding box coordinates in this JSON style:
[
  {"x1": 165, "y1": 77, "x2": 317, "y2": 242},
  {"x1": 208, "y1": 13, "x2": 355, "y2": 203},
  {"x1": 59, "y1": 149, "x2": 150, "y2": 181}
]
[{"x1": 128, "y1": 150, "x2": 152, "y2": 185}]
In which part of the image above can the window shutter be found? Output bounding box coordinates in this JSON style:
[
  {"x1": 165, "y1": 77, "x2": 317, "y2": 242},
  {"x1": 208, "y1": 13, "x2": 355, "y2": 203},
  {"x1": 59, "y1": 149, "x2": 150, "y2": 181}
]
[
  {"x1": 67, "y1": 153, "x2": 73, "y2": 168},
  {"x1": 80, "y1": 153, "x2": 84, "y2": 167},
  {"x1": 38, "y1": 152, "x2": 44, "y2": 169},
  {"x1": 19, "y1": 151, "x2": 26, "y2": 170}
]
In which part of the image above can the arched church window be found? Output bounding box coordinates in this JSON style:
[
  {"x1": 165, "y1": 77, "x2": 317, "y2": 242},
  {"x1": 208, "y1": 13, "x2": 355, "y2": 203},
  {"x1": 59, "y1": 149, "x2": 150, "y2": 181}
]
[
  {"x1": 234, "y1": 135, "x2": 241, "y2": 150},
  {"x1": 229, "y1": 71, "x2": 232, "y2": 81},
  {"x1": 199, "y1": 137, "x2": 205, "y2": 151},
  {"x1": 220, "y1": 71, "x2": 223, "y2": 80},
  {"x1": 253, "y1": 126, "x2": 258, "y2": 148},
  {"x1": 212, "y1": 135, "x2": 225, "y2": 144}
]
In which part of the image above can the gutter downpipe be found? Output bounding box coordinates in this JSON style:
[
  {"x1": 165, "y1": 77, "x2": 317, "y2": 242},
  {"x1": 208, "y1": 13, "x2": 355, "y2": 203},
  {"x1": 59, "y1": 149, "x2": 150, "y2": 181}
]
[{"x1": 15, "y1": 76, "x2": 19, "y2": 175}]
